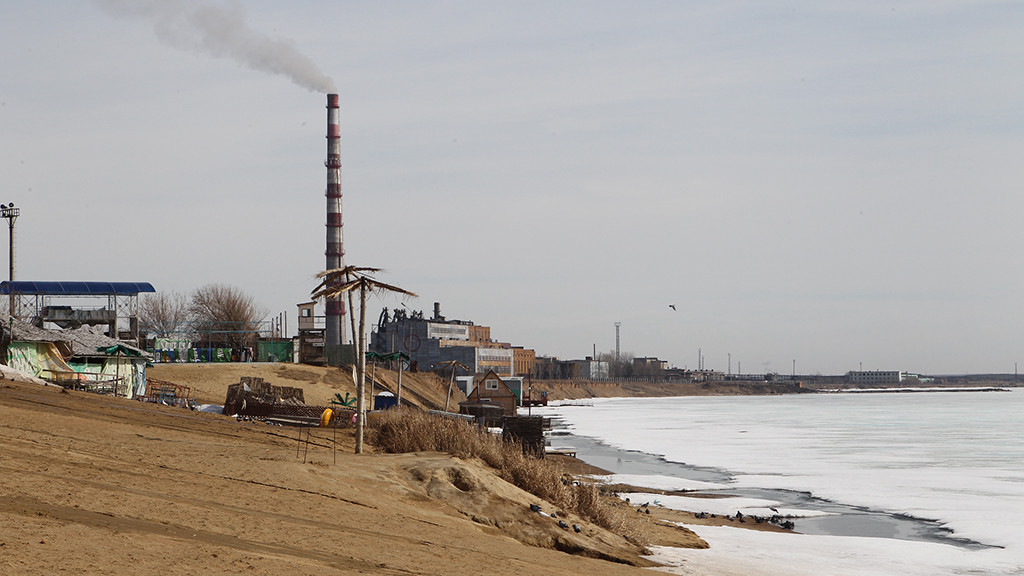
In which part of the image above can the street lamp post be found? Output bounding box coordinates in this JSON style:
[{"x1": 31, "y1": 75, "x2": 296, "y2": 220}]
[{"x1": 1, "y1": 202, "x2": 19, "y2": 319}]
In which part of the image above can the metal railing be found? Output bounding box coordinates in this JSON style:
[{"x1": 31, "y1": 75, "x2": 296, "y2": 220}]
[{"x1": 40, "y1": 369, "x2": 129, "y2": 396}]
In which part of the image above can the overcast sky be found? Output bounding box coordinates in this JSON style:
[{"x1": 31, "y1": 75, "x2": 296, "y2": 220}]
[{"x1": 2, "y1": 1, "x2": 1022, "y2": 375}]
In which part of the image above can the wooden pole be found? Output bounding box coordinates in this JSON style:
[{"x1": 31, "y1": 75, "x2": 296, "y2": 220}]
[
  {"x1": 346, "y1": 272, "x2": 357, "y2": 362},
  {"x1": 355, "y1": 284, "x2": 368, "y2": 454},
  {"x1": 445, "y1": 366, "x2": 455, "y2": 413},
  {"x1": 527, "y1": 374, "x2": 532, "y2": 416},
  {"x1": 370, "y1": 358, "x2": 376, "y2": 409},
  {"x1": 397, "y1": 355, "x2": 403, "y2": 410}
]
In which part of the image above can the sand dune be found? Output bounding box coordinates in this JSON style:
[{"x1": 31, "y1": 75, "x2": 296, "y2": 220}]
[{"x1": 1, "y1": 365, "x2": 705, "y2": 575}]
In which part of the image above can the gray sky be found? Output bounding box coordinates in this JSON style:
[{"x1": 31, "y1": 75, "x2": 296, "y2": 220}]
[{"x1": 2, "y1": 1, "x2": 1022, "y2": 375}]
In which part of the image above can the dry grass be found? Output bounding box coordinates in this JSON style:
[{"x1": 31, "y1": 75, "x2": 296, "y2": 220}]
[{"x1": 369, "y1": 410, "x2": 647, "y2": 545}]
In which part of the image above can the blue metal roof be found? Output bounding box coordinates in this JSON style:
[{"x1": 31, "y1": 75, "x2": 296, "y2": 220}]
[{"x1": 0, "y1": 281, "x2": 156, "y2": 296}]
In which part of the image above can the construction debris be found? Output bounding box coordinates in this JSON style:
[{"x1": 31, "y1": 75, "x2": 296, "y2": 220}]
[{"x1": 224, "y1": 376, "x2": 352, "y2": 425}]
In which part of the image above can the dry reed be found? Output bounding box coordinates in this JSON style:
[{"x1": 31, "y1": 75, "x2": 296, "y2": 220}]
[{"x1": 369, "y1": 410, "x2": 647, "y2": 544}]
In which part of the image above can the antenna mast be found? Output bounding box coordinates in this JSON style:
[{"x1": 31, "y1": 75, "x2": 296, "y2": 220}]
[{"x1": 614, "y1": 322, "x2": 621, "y2": 360}]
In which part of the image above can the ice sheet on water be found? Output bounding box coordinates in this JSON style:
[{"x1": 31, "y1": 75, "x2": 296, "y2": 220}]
[
  {"x1": 619, "y1": 491, "x2": 831, "y2": 519},
  {"x1": 542, "y1": 391, "x2": 1024, "y2": 573},
  {"x1": 647, "y1": 526, "x2": 1018, "y2": 576},
  {"x1": 602, "y1": 473, "x2": 728, "y2": 492}
]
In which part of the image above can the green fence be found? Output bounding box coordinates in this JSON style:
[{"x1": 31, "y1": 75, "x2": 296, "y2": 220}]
[
  {"x1": 258, "y1": 340, "x2": 293, "y2": 362},
  {"x1": 324, "y1": 344, "x2": 356, "y2": 366}
]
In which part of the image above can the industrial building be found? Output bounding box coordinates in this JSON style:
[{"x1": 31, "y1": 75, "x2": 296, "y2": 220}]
[
  {"x1": 369, "y1": 302, "x2": 535, "y2": 377},
  {"x1": 634, "y1": 356, "x2": 669, "y2": 372},
  {"x1": 847, "y1": 370, "x2": 904, "y2": 385},
  {"x1": 533, "y1": 356, "x2": 610, "y2": 380}
]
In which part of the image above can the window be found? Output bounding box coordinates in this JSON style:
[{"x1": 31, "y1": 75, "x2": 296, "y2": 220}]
[{"x1": 485, "y1": 379, "x2": 499, "y2": 390}]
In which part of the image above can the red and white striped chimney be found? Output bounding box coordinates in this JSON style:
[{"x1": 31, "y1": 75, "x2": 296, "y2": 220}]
[{"x1": 325, "y1": 93, "x2": 345, "y2": 354}]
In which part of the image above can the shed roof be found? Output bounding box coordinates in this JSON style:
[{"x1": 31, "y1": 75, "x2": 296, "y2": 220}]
[
  {"x1": 0, "y1": 281, "x2": 155, "y2": 296},
  {"x1": 6, "y1": 319, "x2": 150, "y2": 359}
]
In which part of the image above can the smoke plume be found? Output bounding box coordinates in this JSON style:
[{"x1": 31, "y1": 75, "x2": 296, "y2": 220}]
[{"x1": 93, "y1": 0, "x2": 336, "y2": 93}]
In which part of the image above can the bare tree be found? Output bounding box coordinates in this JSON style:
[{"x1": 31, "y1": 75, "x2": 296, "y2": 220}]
[
  {"x1": 139, "y1": 291, "x2": 191, "y2": 339},
  {"x1": 598, "y1": 350, "x2": 635, "y2": 378},
  {"x1": 190, "y1": 284, "x2": 267, "y2": 349},
  {"x1": 313, "y1": 266, "x2": 416, "y2": 454}
]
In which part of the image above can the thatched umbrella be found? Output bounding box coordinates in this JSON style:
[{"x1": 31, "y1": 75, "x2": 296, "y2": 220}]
[{"x1": 312, "y1": 266, "x2": 416, "y2": 454}]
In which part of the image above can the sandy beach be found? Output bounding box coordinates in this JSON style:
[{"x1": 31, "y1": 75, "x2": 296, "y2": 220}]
[{"x1": 1, "y1": 364, "x2": 716, "y2": 575}]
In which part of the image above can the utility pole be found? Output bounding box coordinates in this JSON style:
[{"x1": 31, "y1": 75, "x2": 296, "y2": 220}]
[{"x1": 1, "y1": 203, "x2": 19, "y2": 319}]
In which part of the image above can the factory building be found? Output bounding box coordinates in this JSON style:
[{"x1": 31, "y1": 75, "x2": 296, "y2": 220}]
[
  {"x1": 368, "y1": 302, "x2": 534, "y2": 377},
  {"x1": 847, "y1": 370, "x2": 904, "y2": 385},
  {"x1": 533, "y1": 356, "x2": 610, "y2": 380}
]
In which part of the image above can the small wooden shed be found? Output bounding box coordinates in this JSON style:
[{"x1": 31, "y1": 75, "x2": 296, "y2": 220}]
[
  {"x1": 465, "y1": 370, "x2": 518, "y2": 415},
  {"x1": 457, "y1": 401, "x2": 506, "y2": 428}
]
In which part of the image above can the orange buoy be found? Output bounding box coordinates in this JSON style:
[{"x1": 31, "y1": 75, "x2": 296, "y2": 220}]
[{"x1": 319, "y1": 408, "x2": 334, "y2": 427}]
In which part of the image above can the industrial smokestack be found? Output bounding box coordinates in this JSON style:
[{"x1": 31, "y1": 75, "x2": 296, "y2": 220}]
[{"x1": 325, "y1": 93, "x2": 345, "y2": 354}]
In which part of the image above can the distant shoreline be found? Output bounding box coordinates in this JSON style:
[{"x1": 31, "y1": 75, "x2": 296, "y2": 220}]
[
  {"x1": 823, "y1": 386, "x2": 1011, "y2": 394},
  {"x1": 533, "y1": 378, "x2": 1016, "y2": 401},
  {"x1": 534, "y1": 379, "x2": 808, "y2": 401}
]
